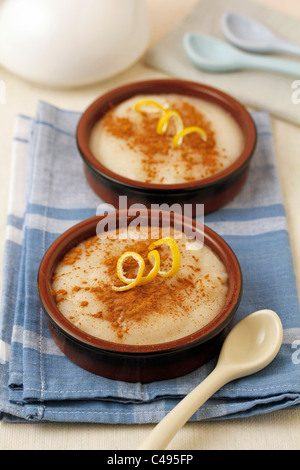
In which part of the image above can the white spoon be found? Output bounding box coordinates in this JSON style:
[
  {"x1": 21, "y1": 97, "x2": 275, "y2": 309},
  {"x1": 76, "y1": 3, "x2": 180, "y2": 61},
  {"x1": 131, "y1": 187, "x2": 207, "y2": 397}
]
[
  {"x1": 222, "y1": 12, "x2": 300, "y2": 56},
  {"x1": 138, "y1": 309, "x2": 283, "y2": 450},
  {"x1": 184, "y1": 33, "x2": 300, "y2": 77}
]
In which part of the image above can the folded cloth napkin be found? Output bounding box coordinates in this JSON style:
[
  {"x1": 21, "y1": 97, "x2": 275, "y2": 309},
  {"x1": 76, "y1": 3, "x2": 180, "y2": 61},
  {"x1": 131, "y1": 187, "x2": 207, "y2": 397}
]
[
  {"x1": 145, "y1": 0, "x2": 300, "y2": 126},
  {"x1": 0, "y1": 101, "x2": 299, "y2": 423}
]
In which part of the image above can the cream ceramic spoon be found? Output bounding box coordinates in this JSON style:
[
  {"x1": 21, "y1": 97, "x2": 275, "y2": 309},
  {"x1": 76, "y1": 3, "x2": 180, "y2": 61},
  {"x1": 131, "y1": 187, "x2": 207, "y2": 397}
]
[{"x1": 138, "y1": 309, "x2": 283, "y2": 450}]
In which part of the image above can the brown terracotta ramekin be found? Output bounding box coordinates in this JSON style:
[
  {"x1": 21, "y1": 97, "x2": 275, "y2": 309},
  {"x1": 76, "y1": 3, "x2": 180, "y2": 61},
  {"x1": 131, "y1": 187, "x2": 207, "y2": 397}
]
[
  {"x1": 76, "y1": 79, "x2": 256, "y2": 215},
  {"x1": 37, "y1": 209, "x2": 242, "y2": 383}
]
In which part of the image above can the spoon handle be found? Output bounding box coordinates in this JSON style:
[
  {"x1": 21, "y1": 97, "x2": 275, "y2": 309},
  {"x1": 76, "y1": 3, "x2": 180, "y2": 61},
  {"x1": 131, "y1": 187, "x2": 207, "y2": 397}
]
[
  {"x1": 275, "y1": 39, "x2": 300, "y2": 57},
  {"x1": 244, "y1": 54, "x2": 300, "y2": 77},
  {"x1": 137, "y1": 367, "x2": 228, "y2": 450}
]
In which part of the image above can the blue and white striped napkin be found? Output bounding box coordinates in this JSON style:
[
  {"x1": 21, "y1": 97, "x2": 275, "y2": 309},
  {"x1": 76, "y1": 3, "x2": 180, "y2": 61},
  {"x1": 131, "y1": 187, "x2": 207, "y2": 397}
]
[{"x1": 0, "y1": 101, "x2": 299, "y2": 423}]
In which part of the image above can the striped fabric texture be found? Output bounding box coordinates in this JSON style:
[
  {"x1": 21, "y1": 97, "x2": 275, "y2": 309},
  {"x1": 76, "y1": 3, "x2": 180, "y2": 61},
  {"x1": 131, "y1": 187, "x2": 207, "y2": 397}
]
[{"x1": 0, "y1": 101, "x2": 299, "y2": 423}]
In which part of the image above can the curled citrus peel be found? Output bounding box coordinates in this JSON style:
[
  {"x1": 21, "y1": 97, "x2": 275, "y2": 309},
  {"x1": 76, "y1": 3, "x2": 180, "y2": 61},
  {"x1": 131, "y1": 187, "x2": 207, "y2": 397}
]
[
  {"x1": 112, "y1": 238, "x2": 180, "y2": 291},
  {"x1": 139, "y1": 249, "x2": 161, "y2": 286},
  {"x1": 113, "y1": 251, "x2": 145, "y2": 291},
  {"x1": 134, "y1": 99, "x2": 168, "y2": 115},
  {"x1": 172, "y1": 126, "x2": 207, "y2": 148},
  {"x1": 148, "y1": 237, "x2": 181, "y2": 278},
  {"x1": 156, "y1": 110, "x2": 184, "y2": 136},
  {"x1": 134, "y1": 99, "x2": 207, "y2": 148}
]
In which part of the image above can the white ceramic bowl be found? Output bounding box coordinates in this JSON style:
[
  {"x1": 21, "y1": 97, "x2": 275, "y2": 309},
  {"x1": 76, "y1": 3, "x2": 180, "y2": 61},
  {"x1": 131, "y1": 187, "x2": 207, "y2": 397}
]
[{"x1": 0, "y1": 0, "x2": 150, "y2": 87}]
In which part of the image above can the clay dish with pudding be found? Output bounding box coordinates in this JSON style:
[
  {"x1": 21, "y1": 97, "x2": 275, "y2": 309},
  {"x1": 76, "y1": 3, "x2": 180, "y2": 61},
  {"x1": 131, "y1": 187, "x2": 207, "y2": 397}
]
[
  {"x1": 37, "y1": 209, "x2": 242, "y2": 383},
  {"x1": 76, "y1": 79, "x2": 256, "y2": 215}
]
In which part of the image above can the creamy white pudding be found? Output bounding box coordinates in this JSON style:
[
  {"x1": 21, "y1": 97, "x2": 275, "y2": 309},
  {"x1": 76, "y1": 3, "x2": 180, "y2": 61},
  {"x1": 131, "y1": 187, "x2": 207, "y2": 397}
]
[
  {"x1": 89, "y1": 94, "x2": 244, "y2": 184},
  {"x1": 51, "y1": 227, "x2": 229, "y2": 345}
]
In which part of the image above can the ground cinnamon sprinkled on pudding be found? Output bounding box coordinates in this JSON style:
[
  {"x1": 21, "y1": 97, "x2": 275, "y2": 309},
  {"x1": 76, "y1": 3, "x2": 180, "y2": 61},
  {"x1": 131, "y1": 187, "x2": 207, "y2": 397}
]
[
  {"x1": 89, "y1": 94, "x2": 244, "y2": 184},
  {"x1": 51, "y1": 227, "x2": 229, "y2": 345},
  {"x1": 102, "y1": 101, "x2": 221, "y2": 182},
  {"x1": 102, "y1": 101, "x2": 220, "y2": 182}
]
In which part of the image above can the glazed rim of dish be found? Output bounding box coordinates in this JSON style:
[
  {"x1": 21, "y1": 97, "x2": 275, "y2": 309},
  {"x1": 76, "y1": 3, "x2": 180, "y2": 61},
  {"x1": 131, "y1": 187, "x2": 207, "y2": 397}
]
[
  {"x1": 37, "y1": 209, "x2": 243, "y2": 354},
  {"x1": 76, "y1": 79, "x2": 257, "y2": 192}
]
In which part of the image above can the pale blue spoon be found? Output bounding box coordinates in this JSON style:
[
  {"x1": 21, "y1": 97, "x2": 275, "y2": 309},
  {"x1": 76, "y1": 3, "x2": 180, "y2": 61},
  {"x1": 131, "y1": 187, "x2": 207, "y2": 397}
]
[
  {"x1": 183, "y1": 33, "x2": 300, "y2": 76},
  {"x1": 222, "y1": 12, "x2": 300, "y2": 57}
]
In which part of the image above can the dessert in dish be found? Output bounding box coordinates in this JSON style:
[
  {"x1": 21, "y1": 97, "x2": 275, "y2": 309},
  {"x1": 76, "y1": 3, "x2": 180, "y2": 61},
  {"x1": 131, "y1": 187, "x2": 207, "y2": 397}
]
[
  {"x1": 89, "y1": 94, "x2": 244, "y2": 184},
  {"x1": 77, "y1": 80, "x2": 257, "y2": 215},
  {"x1": 38, "y1": 211, "x2": 243, "y2": 381},
  {"x1": 51, "y1": 226, "x2": 229, "y2": 345}
]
